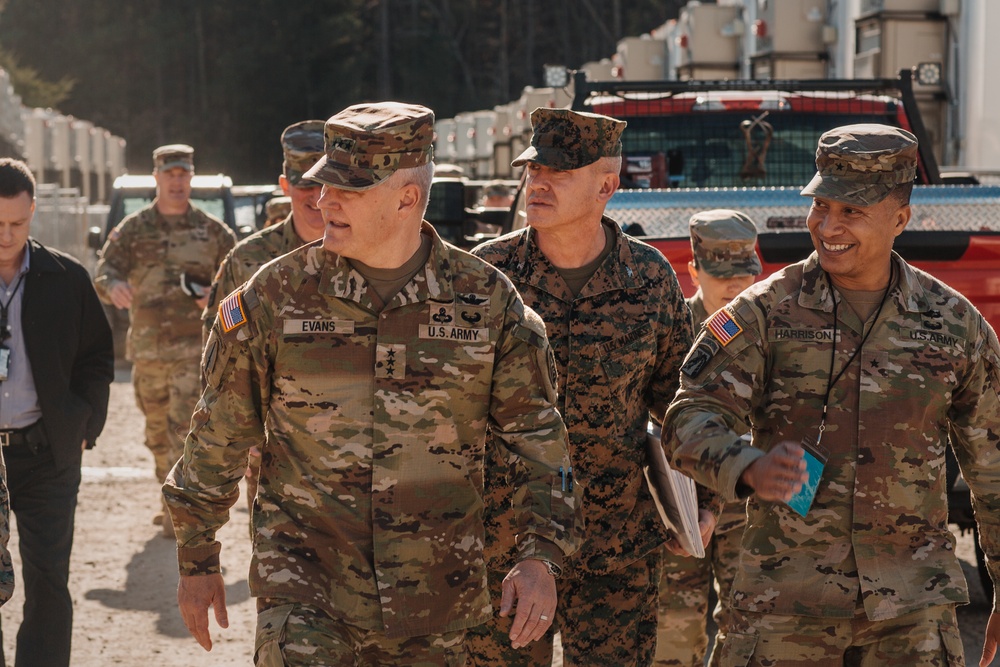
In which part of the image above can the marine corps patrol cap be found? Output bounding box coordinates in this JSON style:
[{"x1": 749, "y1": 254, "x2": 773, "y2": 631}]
[
  {"x1": 512, "y1": 108, "x2": 626, "y2": 170},
  {"x1": 152, "y1": 144, "x2": 194, "y2": 172},
  {"x1": 303, "y1": 102, "x2": 435, "y2": 191},
  {"x1": 801, "y1": 124, "x2": 918, "y2": 207},
  {"x1": 281, "y1": 120, "x2": 326, "y2": 187},
  {"x1": 689, "y1": 209, "x2": 762, "y2": 278}
]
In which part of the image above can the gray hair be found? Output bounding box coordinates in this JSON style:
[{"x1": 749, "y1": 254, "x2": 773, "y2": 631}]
[{"x1": 386, "y1": 161, "x2": 434, "y2": 217}]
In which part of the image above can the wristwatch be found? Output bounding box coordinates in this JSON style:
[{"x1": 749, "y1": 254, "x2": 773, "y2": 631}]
[{"x1": 539, "y1": 559, "x2": 562, "y2": 578}]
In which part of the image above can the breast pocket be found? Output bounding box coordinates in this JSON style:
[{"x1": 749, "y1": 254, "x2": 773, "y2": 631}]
[
  {"x1": 598, "y1": 323, "x2": 656, "y2": 436},
  {"x1": 599, "y1": 322, "x2": 656, "y2": 383}
]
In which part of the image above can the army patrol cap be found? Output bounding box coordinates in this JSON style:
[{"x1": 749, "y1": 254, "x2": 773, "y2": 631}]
[
  {"x1": 281, "y1": 120, "x2": 325, "y2": 187},
  {"x1": 801, "y1": 124, "x2": 918, "y2": 207},
  {"x1": 512, "y1": 108, "x2": 626, "y2": 170},
  {"x1": 690, "y1": 209, "x2": 762, "y2": 278},
  {"x1": 303, "y1": 102, "x2": 435, "y2": 191},
  {"x1": 152, "y1": 144, "x2": 194, "y2": 172},
  {"x1": 265, "y1": 195, "x2": 291, "y2": 221}
]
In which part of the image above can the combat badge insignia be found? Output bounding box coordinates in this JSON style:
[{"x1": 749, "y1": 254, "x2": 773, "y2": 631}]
[
  {"x1": 458, "y1": 293, "x2": 489, "y2": 306},
  {"x1": 219, "y1": 291, "x2": 247, "y2": 333},
  {"x1": 707, "y1": 308, "x2": 743, "y2": 346}
]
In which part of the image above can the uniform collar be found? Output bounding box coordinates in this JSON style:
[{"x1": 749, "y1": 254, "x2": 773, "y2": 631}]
[
  {"x1": 512, "y1": 216, "x2": 646, "y2": 301},
  {"x1": 798, "y1": 250, "x2": 931, "y2": 316},
  {"x1": 317, "y1": 221, "x2": 453, "y2": 310}
]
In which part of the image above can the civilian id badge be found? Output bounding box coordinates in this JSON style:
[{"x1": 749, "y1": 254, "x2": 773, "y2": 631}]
[
  {"x1": 0, "y1": 346, "x2": 9, "y2": 382},
  {"x1": 786, "y1": 436, "x2": 828, "y2": 517}
]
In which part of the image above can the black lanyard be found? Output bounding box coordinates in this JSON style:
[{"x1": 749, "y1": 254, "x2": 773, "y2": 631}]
[
  {"x1": 0, "y1": 271, "x2": 26, "y2": 340},
  {"x1": 816, "y1": 262, "x2": 895, "y2": 448}
]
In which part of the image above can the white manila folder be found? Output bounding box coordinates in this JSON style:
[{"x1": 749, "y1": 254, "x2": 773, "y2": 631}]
[{"x1": 644, "y1": 422, "x2": 705, "y2": 558}]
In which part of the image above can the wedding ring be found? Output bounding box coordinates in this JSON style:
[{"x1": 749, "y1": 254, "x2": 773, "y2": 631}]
[{"x1": 539, "y1": 615, "x2": 549, "y2": 621}]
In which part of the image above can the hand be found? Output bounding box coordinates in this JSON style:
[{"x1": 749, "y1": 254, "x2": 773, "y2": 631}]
[
  {"x1": 740, "y1": 440, "x2": 808, "y2": 503},
  {"x1": 178, "y1": 573, "x2": 229, "y2": 651},
  {"x1": 662, "y1": 509, "x2": 717, "y2": 557},
  {"x1": 81, "y1": 439, "x2": 88, "y2": 453},
  {"x1": 981, "y1": 612, "x2": 1000, "y2": 666},
  {"x1": 698, "y1": 508, "x2": 717, "y2": 548},
  {"x1": 500, "y1": 559, "x2": 557, "y2": 649},
  {"x1": 108, "y1": 280, "x2": 134, "y2": 309}
]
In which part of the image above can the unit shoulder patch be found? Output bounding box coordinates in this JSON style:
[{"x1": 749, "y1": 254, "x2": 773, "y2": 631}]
[{"x1": 682, "y1": 337, "x2": 721, "y2": 378}]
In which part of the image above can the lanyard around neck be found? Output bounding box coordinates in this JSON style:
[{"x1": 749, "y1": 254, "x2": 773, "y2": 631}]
[
  {"x1": 0, "y1": 271, "x2": 26, "y2": 335},
  {"x1": 816, "y1": 262, "x2": 895, "y2": 447}
]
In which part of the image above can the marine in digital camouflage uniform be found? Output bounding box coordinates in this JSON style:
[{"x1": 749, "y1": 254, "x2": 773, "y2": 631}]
[
  {"x1": 664, "y1": 124, "x2": 1000, "y2": 666},
  {"x1": 94, "y1": 144, "x2": 236, "y2": 536},
  {"x1": 467, "y1": 107, "x2": 709, "y2": 667},
  {"x1": 656, "y1": 210, "x2": 761, "y2": 667},
  {"x1": 164, "y1": 102, "x2": 582, "y2": 667},
  {"x1": 201, "y1": 120, "x2": 326, "y2": 513}
]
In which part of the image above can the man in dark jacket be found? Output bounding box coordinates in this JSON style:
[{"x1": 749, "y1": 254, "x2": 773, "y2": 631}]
[{"x1": 0, "y1": 158, "x2": 115, "y2": 667}]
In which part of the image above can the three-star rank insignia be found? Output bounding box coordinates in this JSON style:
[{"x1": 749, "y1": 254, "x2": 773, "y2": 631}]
[{"x1": 376, "y1": 343, "x2": 406, "y2": 379}]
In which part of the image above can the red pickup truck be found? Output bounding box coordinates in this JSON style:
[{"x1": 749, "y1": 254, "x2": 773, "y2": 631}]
[
  {"x1": 573, "y1": 71, "x2": 1000, "y2": 333},
  {"x1": 638, "y1": 215, "x2": 1000, "y2": 335}
]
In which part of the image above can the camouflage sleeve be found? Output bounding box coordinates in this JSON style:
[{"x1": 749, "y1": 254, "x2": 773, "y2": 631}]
[
  {"x1": 648, "y1": 273, "x2": 729, "y2": 518},
  {"x1": 489, "y1": 297, "x2": 583, "y2": 568},
  {"x1": 93, "y1": 220, "x2": 134, "y2": 303},
  {"x1": 648, "y1": 269, "x2": 695, "y2": 424},
  {"x1": 663, "y1": 300, "x2": 767, "y2": 503},
  {"x1": 163, "y1": 287, "x2": 270, "y2": 576},
  {"x1": 216, "y1": 223, "x2": 238, "y2": 265},
  {"x1": 0, "y1": 458, "x2": 13, "y2": 606},
  {"x1": 201, "y1": 248, "x2": 239, "y2": 343},
  {"x1": 948, "y1": 317, "x2": 1000, "y2": 610}
]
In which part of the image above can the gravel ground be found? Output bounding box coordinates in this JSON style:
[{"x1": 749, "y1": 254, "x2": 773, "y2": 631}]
[{"x1": 0, "y1": 376, "x2": 992, "y2": 665}]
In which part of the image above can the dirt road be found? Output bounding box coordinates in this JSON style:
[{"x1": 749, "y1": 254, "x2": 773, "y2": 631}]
[{"x1": 0, "y1": 377, "x2": 993, "y2": 664}]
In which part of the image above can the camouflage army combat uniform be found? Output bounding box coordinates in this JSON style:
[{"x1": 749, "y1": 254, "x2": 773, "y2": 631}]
[
  {"x1": 665, "y1": 249, "x2": 1000, "y2": 665},
  {"x1": 663, "y1": 125, "x2": 1000, "y2": 666},
  {"x1": 654, "y1": 292, "x2": 746, "y2": 667},
  {"x1": 202, "y1": 119, "x2": 326, "y2": 343},
  {"x1": 0, "y1": 455, "x2": 13, "y2": 607},
  {"x1": 95, "y1": 197, "x2": 235, "y2": 487},
  {"x1": 164, "y1": 221, "x2": 582, "y2": 662},
  {"x1": 203, "y1": 213, "x2": 304, "y2": 341},
  {"x1": 656, "y1": 210, "x2": 762, "y2": 667},
  {"x1": 470, "y1": 217, "x2": 697, "y2": 666}
]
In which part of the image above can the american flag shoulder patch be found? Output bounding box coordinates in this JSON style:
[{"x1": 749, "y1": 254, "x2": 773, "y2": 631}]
[
  {"x1": 219, "y1": 291, "x2": 247, "y2": 333},
  {"x1": 707, "y1": 308, "x2": 743, "y2": 346}
]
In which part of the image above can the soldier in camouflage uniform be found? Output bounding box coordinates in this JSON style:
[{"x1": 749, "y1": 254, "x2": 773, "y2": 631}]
[
  {"x1": 203, "y1": 121, "x2": 325, "y2": 340},
  {"x1": 201, "y1": 121, "x2": 325, "y2": 512},
  {"x1": 663, "y1": 124, "x2": 1000, "y2": 666},
  {"x1": 94, "y1": 144, "x2": 236, "y2": 537},
  {"x1": 163, "y1": 102, "x2": 583, "y2": 666},
  {"x1": 684, "y1": 210, "x2": 761, "y2": 326},
  {"x1": 467, "y1": 108, "x2": 710, "y2": 667},
  {"x1": 263, "y1": 195, "x2": 291, "y2": 227},
  {"x1": 656, "y1": 210, "x2": 761, "y2": 667}
]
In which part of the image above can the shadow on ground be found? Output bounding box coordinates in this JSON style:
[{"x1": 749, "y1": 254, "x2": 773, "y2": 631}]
[{"x1": 84, "y1": 534, "x2": 251, "y2": 638}]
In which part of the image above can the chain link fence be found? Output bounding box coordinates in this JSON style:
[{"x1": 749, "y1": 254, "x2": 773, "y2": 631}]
[{"x1": 32, "y1": 183, "x2": 108, "y2": 274}]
